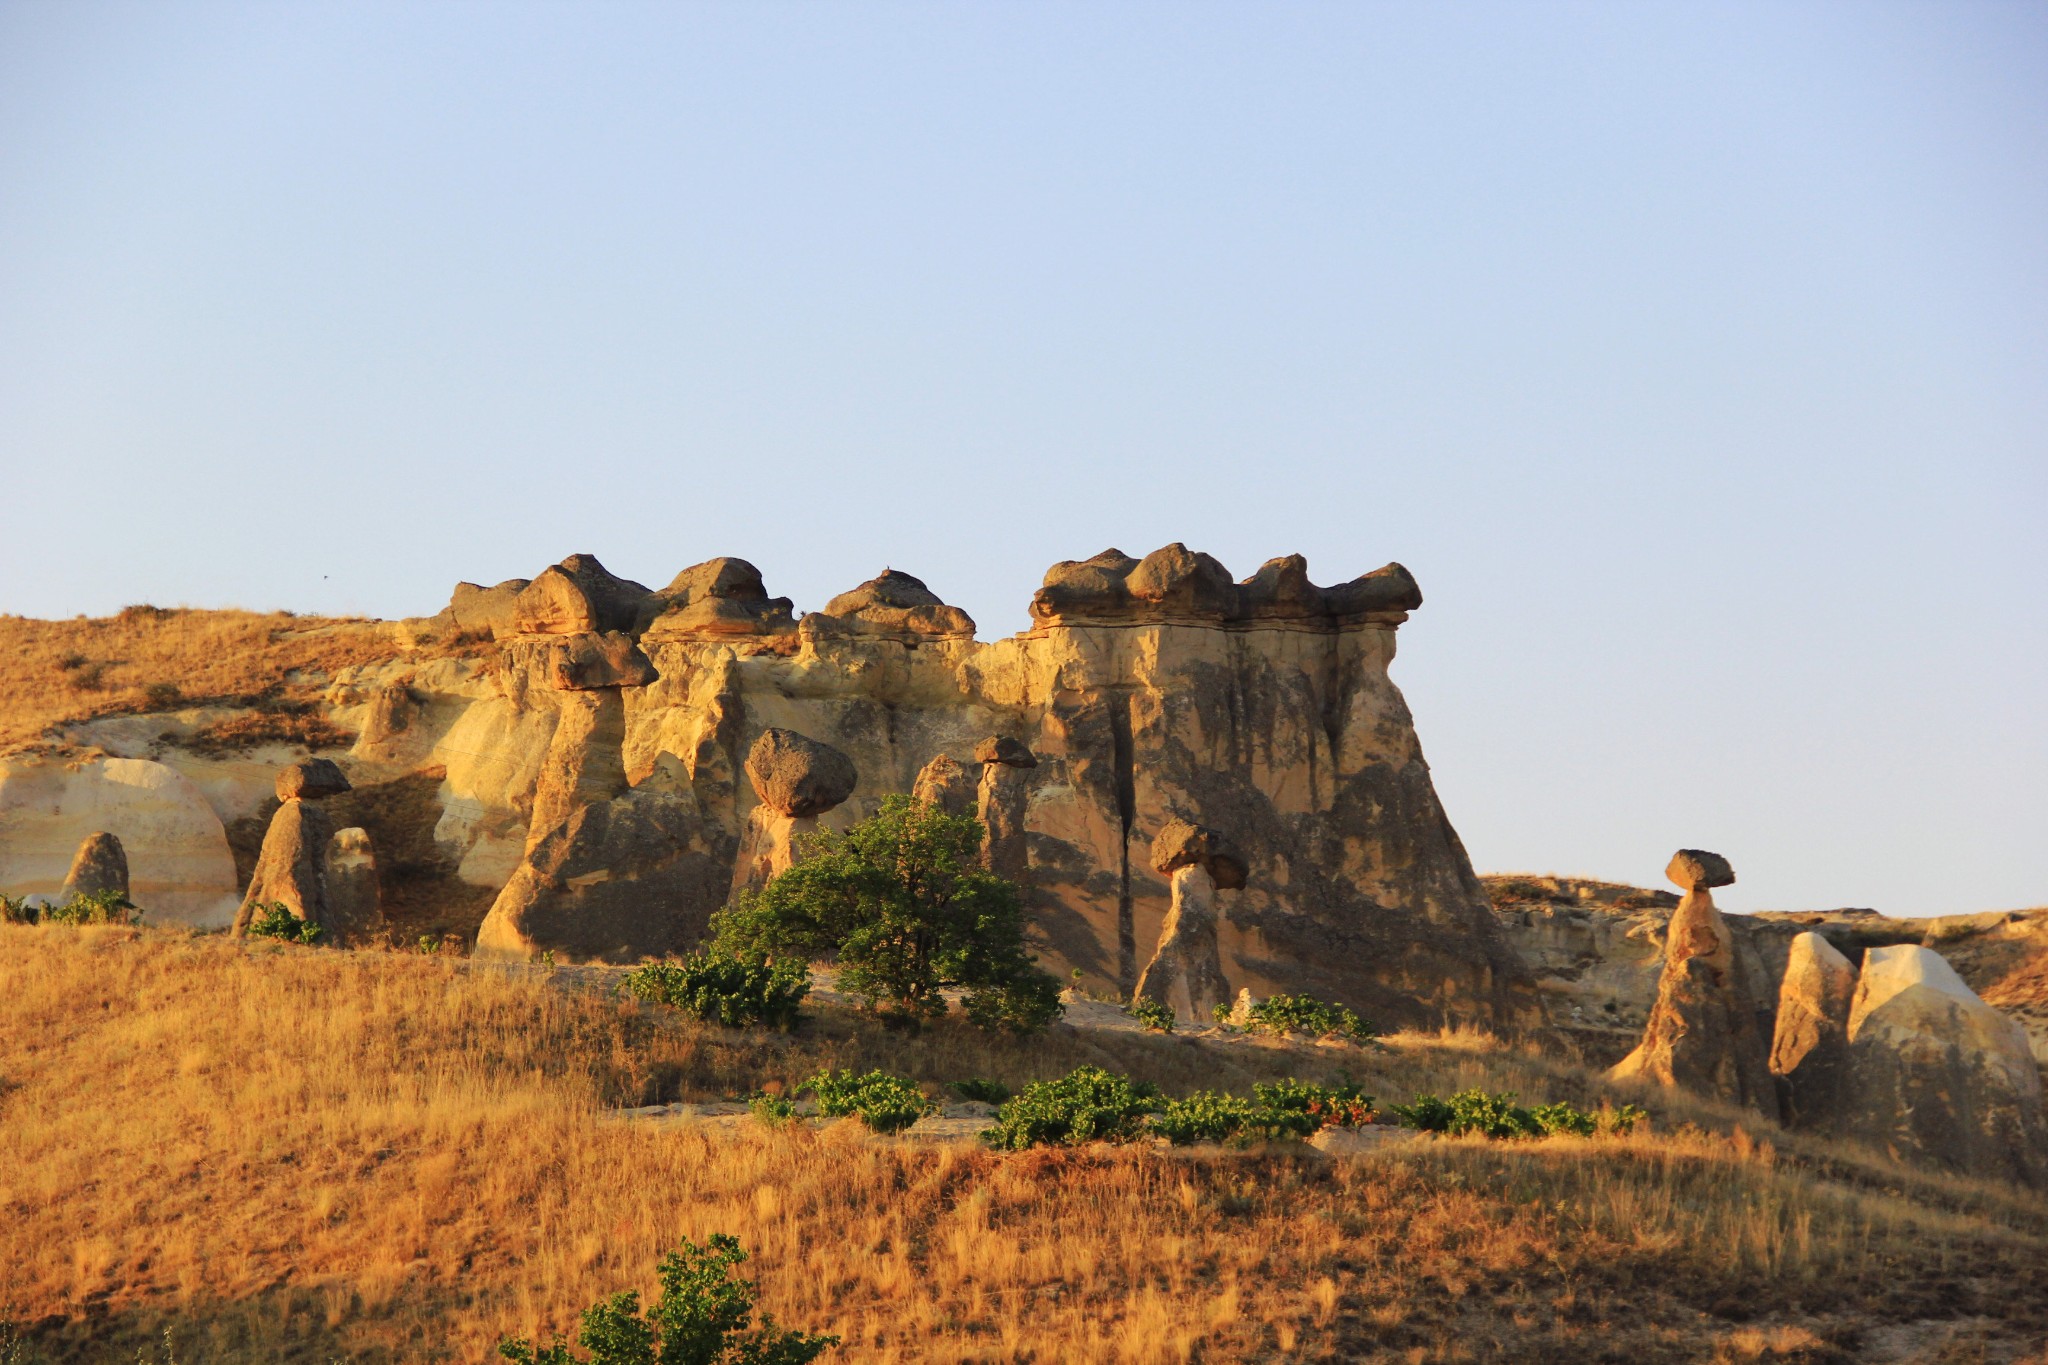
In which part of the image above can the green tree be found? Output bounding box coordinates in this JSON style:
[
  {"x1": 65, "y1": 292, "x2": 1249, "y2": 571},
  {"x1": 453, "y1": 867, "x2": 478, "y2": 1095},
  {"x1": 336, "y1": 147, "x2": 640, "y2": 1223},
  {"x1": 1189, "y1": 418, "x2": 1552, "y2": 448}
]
[{"x1": 712, "y1": 795, "x2": 1061, "y2": 1032}]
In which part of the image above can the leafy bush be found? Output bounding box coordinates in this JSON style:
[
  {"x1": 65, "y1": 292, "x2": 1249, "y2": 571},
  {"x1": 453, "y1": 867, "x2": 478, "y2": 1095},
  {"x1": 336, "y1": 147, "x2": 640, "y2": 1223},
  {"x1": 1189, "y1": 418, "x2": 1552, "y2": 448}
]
[
  {"x1": 627, "y1": 952, "x2": 811, "y2": 1029},
  {"x1": 799, "y1": 1068, "x2": 934, "y2": 1134},
  {"x1": 1125, "y1": 998, "x2": 1175, "y2": 1033},
  {"x1": 1, "y1": 894, "x2": 36, "y2": 926},
  {"x1": 1392, "y1": 1090, "x2": 1644, "y2": 1140},
  {"x1": 497, "y1": 1233, "x2": 837, "y2": 1364},
  {"x1": 749, "y1": 1095, "x2": 797, "y2": 1127},
  {"x1": 982, "y1": 1066, "x2": 1159, "y2": 1150},
  {"x1": 712, "y1": 796, "x2": 1062, "y2": 1034},
  {"x1": 37, "y1": 888, "x2": 143, "y2": 927},
  {"x1": 950, "y1": 1077, "x2": 1011, "y2": 1105},
  {"x1": 1243, "y1": 993, "x2": 1377, "y2": 1041},
  {"x1": 1529, "y1": 1101, "x2": 1597, "y2": 1138},
  {"x1": 244, "y1": 902, "x2": 323, "y2": 944},
  {"x1": 1150, "y1": 1090, "x2": 1317, "y2": 1146},
  {"x1": 1253, "y1": 1078, "x2": 1379, "y2": 1130}
]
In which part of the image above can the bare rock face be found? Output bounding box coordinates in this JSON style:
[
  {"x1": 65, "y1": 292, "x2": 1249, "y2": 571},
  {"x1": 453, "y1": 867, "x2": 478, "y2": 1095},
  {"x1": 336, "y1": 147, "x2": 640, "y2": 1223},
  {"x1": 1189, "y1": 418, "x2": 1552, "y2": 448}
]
[
  {"x1": 59, "y1": 831, "x2": 128, "y2": 902},
  {"x1": 1610, "y1": 851, "x2": 1780, "y2": 1118},
  {"x1": 445, "y1": 578, "x2": 531, "y2": 637},
  {"x1": 1841, "y1": 945, "x2": 2047, "y2": 1186},
  {"x1": 1135, "y1": 820, "x2": 1242, "y2": 1020},
  {"x1": 510, "y1": 554, "x2": 655, "y2": 638},
  {"x1": 276, "y1": 759, "x2": 350, "y2": 804},
  {"x1": 638, "y1": 558, "x2": 795, "y2": 640},
  {"x1": 527, "y1": 631, "x2": 657, "y2": 690},
  {"x1": 911, "y1": 753, "x2": 976, "y2": 817},
  {"x1": 1771, "y1": 932, "x2": 1857, "y2": 1129},
  {"x1": 744, "y1": 729, "x2": 858, "y2": 819},
  {"x1": 322, "y1": 827, "x2": 385, "y2": 944},
  {"x1": 233, "y1": 799, "x2": 336, "y2": 933}
]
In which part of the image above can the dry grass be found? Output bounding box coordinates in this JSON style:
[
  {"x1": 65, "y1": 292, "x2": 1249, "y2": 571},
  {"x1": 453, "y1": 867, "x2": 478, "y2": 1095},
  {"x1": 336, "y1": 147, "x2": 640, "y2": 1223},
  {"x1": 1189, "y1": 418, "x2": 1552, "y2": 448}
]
[
  {"x1": 0, "y1": 608, "x2": 413, "y2": 751},
  {"x1": 2, "y1": 928, "x2": 2045, "y2": 1364}
]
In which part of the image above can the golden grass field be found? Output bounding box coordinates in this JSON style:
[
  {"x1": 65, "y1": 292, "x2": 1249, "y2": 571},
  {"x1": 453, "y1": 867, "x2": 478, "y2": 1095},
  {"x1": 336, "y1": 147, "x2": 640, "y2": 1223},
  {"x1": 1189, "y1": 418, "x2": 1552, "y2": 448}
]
[{"x1": 3, "y1": 926, "x2": 2046, "y2": 1364}]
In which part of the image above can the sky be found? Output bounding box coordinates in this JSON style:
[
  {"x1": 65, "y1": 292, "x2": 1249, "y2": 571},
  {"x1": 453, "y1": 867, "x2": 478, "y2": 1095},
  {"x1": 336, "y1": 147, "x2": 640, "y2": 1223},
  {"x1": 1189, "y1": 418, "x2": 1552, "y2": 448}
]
[{"x1": 1, "y1": 1, "x2": 2043, "y2": 915}]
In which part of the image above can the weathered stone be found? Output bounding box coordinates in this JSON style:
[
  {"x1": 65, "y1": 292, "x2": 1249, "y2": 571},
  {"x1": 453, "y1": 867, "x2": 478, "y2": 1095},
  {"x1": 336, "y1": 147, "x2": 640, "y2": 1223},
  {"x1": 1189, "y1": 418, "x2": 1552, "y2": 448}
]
[
  {"x1": 1148, "y1": 818, "x2": 1247, "y2": 890},
  {"x1": 233, "y1": 799, "x2": 336, "y2": 933},
  {"x1": 729, "y1": 806, "x2": 818, "y2": 900},
  {"x1": 1125, "y1": 543, "x2": 1240, "y2": 618},
  {"x1": 1610, "y1": 861, "x2": 1780, "y2": 1118},
  {"x1": 638, "y1": 557, "x2": 795, "y2": 638},
  {"x1": 322, "y1": 826, "x2": 384, "y2": 944},
  {"x1": 275, "y1": 759, "x2": 350, "y2": 804},
  {"x1": 1841, "y1": 945, "x2": 2047, "y2": 1186},
  {"x1": 509, "y1": 554, "x2": 654, "y2": 637},
  {"x1": 911, "y1": 754, "x2": 976, "y2": 816},
  {"x1": 1667, "y1": 849, "x2": 1735, "y2": 892},
  {"x1": 977, "y1": 760, "x2": 1030, "y2": 884},
  {"x1": 445, "y1": 578, "x2": 530, "y2": 637},
  {"x1": 804, "y1": 569, "x2": 975, "y2": 638},
  {"x1": 1770, "y1": 932, "x2": 1856, "y2": 1129},
  {"x1": 1135, "y1": 826, "x2": 1241, "y2": 1022},
  {"x1": 529, "y1": 631, "x2": 657, "y2": 690},
  {"x1": 974, "y1": 736, "x2": 1037, "y2": 769},
  {"x1": 745, "y1": 729, "x2": 857, "y2": 818},
  {"x1": 59, "y1": 831, "x2": 128, "y2": 902},
  {"x1": 1030, "y1": 544, "x2": 1421, "y2": 629}
]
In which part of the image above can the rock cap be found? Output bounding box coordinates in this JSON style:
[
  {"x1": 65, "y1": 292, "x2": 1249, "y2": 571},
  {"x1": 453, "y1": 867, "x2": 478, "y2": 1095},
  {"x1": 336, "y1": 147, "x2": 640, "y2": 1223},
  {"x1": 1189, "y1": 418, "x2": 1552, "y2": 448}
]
[
  {"x1": 276, "y1": 759, "x2": 351, "y2": 804},
  {"x1": 744, "y1": 728, "x2": 858, "y2": 818},
  {"x1": 1666, "y1": 849, "x2": 1735, "y2": 892},
  {"x1": 1031, "y1": 544, "x2": 1421, "y2": 629},
  {"x1": 1150, "y1": 818, "x2": 1249, "y2": 890},
  {"x1": 974, "y1": 736, "x2": 1038, "y2": 768}
]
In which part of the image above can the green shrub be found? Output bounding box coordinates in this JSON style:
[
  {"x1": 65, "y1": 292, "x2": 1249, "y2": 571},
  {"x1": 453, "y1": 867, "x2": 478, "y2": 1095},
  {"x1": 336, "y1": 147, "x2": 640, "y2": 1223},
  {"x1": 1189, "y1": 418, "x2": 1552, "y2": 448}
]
[
  {"x1": 1243, "y1": 993, "x2": 1377, "y2": 1041},
  {"x1": 1210, "y1": 1002, "x2": 1233, "y2": 1025},
  {"x1": 1, "y1": 894, "x2": 36, "y2": 926},
  {"x1": 244, "y1": 902, "x2": 323, "y2": 944},
  {"x1": 1392, "y1": 1090, "x2": 1640, "y2": 1140},
  {"x1": 982, "y1": 1066, "x2": 1159, "y2": 1150},
  {"x1": 1529, "y1": 1101, "x2": 1597, "y2": 1138},
  {"x1": 25, "y1": 888, "x2": 143, "y2": 927},
  {"x1": 1252, "y1": 1078, "x2": 1379, "y2": 1130},
  {"x1": 1149, "y1": 1091, "x2": 1317, "y2": 1146},
  {"x1": 1125, "y1": 998, "x2": 1175, "y2": 1033},
  {"x1": 799, "y1": 1068, "x2": 933, "y2": 1134},
  {"x1": 749, "y1": 1095, "x2": 797, "y2": 1128},
  {"x1": 497, "y1": 1233, "x2": 836, "y2": 1364},
  {"x1": 950, "y1": 1077, "x2": 1011, "y2": 1105},
  {"x1": 712, "y1": 796, "x2": 1061, "y2": 1033},
  {"x1": 627, "y1": 952, "x2": 811, "y2": 1030}
]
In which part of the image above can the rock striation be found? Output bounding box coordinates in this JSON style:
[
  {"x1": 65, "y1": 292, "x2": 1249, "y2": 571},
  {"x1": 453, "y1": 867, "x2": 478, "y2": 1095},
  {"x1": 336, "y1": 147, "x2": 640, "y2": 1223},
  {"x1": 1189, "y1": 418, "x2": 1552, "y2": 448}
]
[
  {"x1": 59, "y1": 831, "x2": 129, "y2": 903},
  {"x1": 1610, "y1": 851, "x2": 1780, "y2": 1118}
]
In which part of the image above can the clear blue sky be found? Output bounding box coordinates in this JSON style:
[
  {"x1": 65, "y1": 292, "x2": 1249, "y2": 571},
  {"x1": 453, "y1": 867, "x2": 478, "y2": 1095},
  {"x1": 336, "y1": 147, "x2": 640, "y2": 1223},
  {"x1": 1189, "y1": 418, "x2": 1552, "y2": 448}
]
[{"x1": 3, "y1": 2, "x2": 2043, "y2": 914}]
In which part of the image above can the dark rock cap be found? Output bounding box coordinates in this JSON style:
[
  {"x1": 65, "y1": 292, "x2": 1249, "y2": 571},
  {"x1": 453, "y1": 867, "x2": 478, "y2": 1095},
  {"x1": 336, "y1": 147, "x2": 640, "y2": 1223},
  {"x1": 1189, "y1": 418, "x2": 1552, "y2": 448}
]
[
  {"x1": 1031, "y1": 544, "x2": 1421, "y2": 629},
  {"x1": 745, "y1": 728, "x2": 859, "y2": 818},
  {"x1": 276, "y1": 758, "x2": 351, "y2": 804},
  {"x1": 1667, "y1": 849, "x2": 1735, "y2": 892},
  {"x1": 974, "y1": 736, "x2": 1037, "y2": 768},
  {"x1": 1150, "y1": 818, "x2": 1248, "y2": 888}
]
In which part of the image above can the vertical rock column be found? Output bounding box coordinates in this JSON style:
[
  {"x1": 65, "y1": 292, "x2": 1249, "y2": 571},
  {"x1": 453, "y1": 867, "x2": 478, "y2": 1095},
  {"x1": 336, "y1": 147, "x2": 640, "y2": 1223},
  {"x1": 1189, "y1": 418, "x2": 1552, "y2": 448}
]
[
  {"x1": 1610, "y1": 849, "x2": 1781, "y2": 1119},
  {"x1": 232, "y1": 760, "x2": 352, "y2": 936},
  {"x1": 1134, "y1": 819, "x2": 1244, "y2": 1021},
  {"x1": 974, "y1": 736, "x2": 1036, "y2": 885},
  {"x1": 59, "y1": 831, "x2": 129, "y2": 902},
  {"x1": 911, "y1": 753, "x2": 977, "y2": 817},
  {"x1": 729, "y1": 729, "x2": 858, "y2": 899},
  {"x1": 1770, "y1": 931, "x2": 1856, "y2": 1129},
  {"x1": 322, "y1": 827, "x2": 385, "y2": 943}
]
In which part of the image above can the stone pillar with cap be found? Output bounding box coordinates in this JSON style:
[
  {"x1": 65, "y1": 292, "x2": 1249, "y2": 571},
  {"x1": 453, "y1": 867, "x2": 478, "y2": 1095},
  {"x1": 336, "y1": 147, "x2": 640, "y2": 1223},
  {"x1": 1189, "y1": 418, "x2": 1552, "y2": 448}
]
[
  {"x1": 729, "y1": 728, "x2": 858, "y2": 899},
  {"x1": 1134, "y1": 818, "x2": 1244, "y2": 1021},
  {"x1": 974, "y1": 737, "x2": 1036, "y2": 884}
]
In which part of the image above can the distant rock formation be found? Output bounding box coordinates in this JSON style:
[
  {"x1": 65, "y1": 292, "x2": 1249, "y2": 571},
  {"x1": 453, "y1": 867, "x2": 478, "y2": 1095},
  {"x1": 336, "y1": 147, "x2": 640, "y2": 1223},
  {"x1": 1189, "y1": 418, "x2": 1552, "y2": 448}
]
[
  {"x1": 234, "y1": 797, "x2": 337, "y2": 933},
  {"x1": 230, "y1": 763, "x2": 390, "y2": 943},
  {"x1": 729, "y1": 729, "x2": 858, "y2": 899},
  {"x1": 1134, "y1": 819, "x2": 1244, "y2": 1021},
  {"x1": 1611, "y1": 851, "x2": 1781, "y2": 1118},
  {"x1": 1841, "y1": 945, "x2": 2046, "y2": 1186},
  {"x1": 59, "y1": 831, "x2": 128, "y2": 902}
]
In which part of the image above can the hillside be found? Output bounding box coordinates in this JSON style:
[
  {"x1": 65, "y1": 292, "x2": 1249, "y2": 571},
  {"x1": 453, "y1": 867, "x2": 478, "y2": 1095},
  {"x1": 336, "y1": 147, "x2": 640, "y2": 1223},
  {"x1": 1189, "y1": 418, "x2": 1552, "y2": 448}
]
[{"x1": 4, "y1": 924, "x2": 2048, "y2": 1364}]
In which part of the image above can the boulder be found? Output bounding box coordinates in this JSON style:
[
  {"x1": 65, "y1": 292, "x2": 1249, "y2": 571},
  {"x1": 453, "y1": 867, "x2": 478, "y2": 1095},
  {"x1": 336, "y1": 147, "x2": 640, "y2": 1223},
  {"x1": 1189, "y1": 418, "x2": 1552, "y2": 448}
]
[
  {"x1": 911, "y1": 754, "x2": 977, "y2": 817},
  {"x1": 974, "y1": 736, "x2": 1038, "y2": 769},
  {"x1": 322, "y1": 827, "x2": 385, "y2": 944},
  {"x1": 805, "y1": 569, "x2": 975, "y2": 639},
  {"x1": 1029, "y1": 543, "x2": 1421, "y2": 629},
  {"x1": 59, "y1": 831, "x2": 129, "y2": 902},
  {"x1": 638, "y1": 557, "x2": 795, "y2": 638},
  {"x1": 745, "y1": 729, "x2": 857, "y2": 818},
  {"x1": 1135, "y1": 821, "x2": 1243, "y2": 1020},
  {"x1": 275, "y1": 759, "x2": 351, "y2": 804},
  {"x1": 1149, "y1": 818, "x2": 1248, "y2": 890},
  {"x1": 510, "y1": 554, "x2": 654, "y2": 637},
  {"x1": 1770, "y1": 932, "x2": 1857, "y2": 1129},
  {"x1": 233, "y1": 799, "x2": 336, "y2": 933},
  {"x1": 1668, "y1": 849, "x2": 1736, "y2": 892},
  {"x1": 444, "y1": 578, "x2": 531, "y2": 637},
  {"x1": 1840, "y1": 945, "x2": 2047, "y2": 1185},
  {"x1": 1610, "y1": 851, "x2": 1780, "y2": 1118}
]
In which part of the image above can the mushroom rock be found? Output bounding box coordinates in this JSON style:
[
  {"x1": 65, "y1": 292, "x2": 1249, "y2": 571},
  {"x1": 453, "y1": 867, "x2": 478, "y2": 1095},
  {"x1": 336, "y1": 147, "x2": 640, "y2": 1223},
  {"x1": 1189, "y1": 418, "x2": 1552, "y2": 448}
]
[
  {"x1": 233, "y1": 798, "x2": 336, "y2": 933},
  {"x1": 1028, "y1": 544, "x2": 1422, "y2": 629},
  {"x1": 1134, "y1": 819, "x2": 1240, "y2": 1020},
  {"x1": 1770, "y1": 931, "x2": 1857, "y2": 1129},
  {"x1": 638, "y1": 557, "x2": 796, "y2": 640},
  {"x1": 911, "y1": 753, "x2": 976, "y2": 817},
  {"x1": 1840, "y1": 945, "x2": 2047, "y2": 1186},
  {"x1": 322, "y1": 826, "x2": 384, "y2": 945},
  {"x1": 975, "y1": 738, "x2": 1036, "y2": 884},
  {"x1": 508, "y1": 554, "x2": 655, "y2": 638},
  {"x1": 524, "y1": 631, "x2": 657, "y2": 691},
  {"x1": 59, "y1": 831, "x2": 129, "y2": 902},
  {"x1": 801, "y1": 569, "x2": 975, "y2": 640},
  {"x1": 1610, "y1": 850, "x2": 1780, "y2": 1118},
  {"x1": 730, "y1": 729, "x2": 859, "y2": 899},
  {"x1": 275, "y1": 759, "x2": 351, "y2": 804}
]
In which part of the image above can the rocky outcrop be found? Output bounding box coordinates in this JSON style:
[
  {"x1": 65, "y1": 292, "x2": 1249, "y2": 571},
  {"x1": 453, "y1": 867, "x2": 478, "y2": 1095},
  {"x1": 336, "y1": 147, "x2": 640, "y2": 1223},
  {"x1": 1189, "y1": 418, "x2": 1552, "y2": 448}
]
[
  {"x1": 276, "y1": 759, "x2": 351, "y2": 803},
  {"x1": 445, "y1": 578, "x2": 531, "y2": 637},
  {"x1": 322, "y1": 827, "x2": 384, "y2": 943},
  {"x1": 1770, "y1": 932, "x2": 1857, "y2": 1129},
  {"x1": 911, "y1": 753, "x2": 976, "y2": 817},
  {"x1": 233, "y1": 798, "x2": 337, "y2": 932},
  {"x1": 1030, "y1": 545, "x2": 1422, "y2": 628},
  {"x1": 975, "y1": 738, "x2": 1035, "y2": 885},
  {"x1": 1134, "y1": 820, "x2": 1243, "y2": 1020},
  {"x1": 803, "y1": 570, "x2": 974, "y2": 640},
  {"x1": 1611, "y1": 851, "x2": 1780, "y2": 1118},
  {"x1": 1841, "y1": 945, "x2": 2047, "y2": 1186},
  {"x1": 59, "y1": 831, "x2": 129, "y2": 902},
  {"x1": 638, "y1": 558, "x2": 795, "y2": 640},
  {"x1": 731, "y1": 730, "x2": 858, "y2": 898},
  {"x1": 509, "y1": 554, "x2": 654, "y2": 638}
]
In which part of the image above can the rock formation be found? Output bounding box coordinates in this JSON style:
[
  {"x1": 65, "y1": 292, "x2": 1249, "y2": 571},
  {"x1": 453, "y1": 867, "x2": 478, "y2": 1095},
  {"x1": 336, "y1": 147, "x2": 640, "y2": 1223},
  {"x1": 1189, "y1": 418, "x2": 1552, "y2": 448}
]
[
  {"x1": 1134, "y1": 819, "x2": 1245, "y2": 1020},
  {"x1": 974, "y1": 737, "x2": 1035, "y2": 886},
  {"x1": 1611, "y1": 851, "x2": 1780, "y2": 1118},
  {"x1": 233, "y1": 798, "x2": 337, "y2": 932},
  {"x1": 1841, "y1": 945, "x2": 2047, "y2": 1186},
  {"x1": 911, "y1": 753, "x2": 976, "y2": 817},
  {"x1": 730, "y1": 729, "x2": 858, "y2": 899},
  {"x1": 275, "y1": 759, "x2": 351, "y2": 803},
  {"x1": 1770, "y1": 931, "x2": 1857, "y2": 1129},
  {"x1": 59, "y1": 831, "x2": 128, "y2": 903},
  {"x1": 322, "y1": 827, "x2": 385, "y2": 943}
]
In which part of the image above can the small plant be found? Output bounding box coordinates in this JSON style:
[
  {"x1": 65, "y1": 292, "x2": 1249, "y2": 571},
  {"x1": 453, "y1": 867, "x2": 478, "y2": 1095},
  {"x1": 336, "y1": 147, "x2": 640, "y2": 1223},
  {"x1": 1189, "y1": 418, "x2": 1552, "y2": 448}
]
[
  {"x1": 950, "y1": 1077, "x2": 1011, "y2": 1105},
  {"x1": 982, "y1": 1066, "x2": 1159, "y2": 1150},
  {"x1": 627, "y1": 952, "x2": 811, "y2": 1030},
  {"x1": 1125, "y1": 998, "x2": 1175, "y2": 1033},
  {"x1": 418, "y1": 935, "x2": 444, "y2": 954},
  {"x1": 1529, "y1": 1101, "x2": 1597, "y2": 1138},
  {"x1": 244, "y1": 903, "x2": 324, "y2": 944},
  {"x1": 1253, "y1": 1078, "x2": 1379, "y2": 1129},
  {"x1": 1392, "y1": 1089, "x2": 1538, "y2": 1139},
  {"x1": 1210, "y1": 1003, "x2": 1234, "y2": 1026},
  {"x1": 1, "y1": 894, "x2": 36, "y2": 926},
  {"x1": 1242, "y1": 993, "x2": 1377, "y2": 1042},
  {"x1": 799, "y1": 1068, "x2": 933, "y2": 1134},
  {"x1": 497, "y1": 1233, "x2": 837, "y2": 1364},
  {"x1": 40, "y1": 889, "x2": 142, "y2": 926},
  {"x1": 0, "y1": 1306, "x2": 32, "y2": 1365},
  {"x1": 749, "y1": 1094, "x2": 797, "y2": 1127},
  {"x1": 1150, "y1": 1090, "x2": 1316, "y2": 1146}
]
